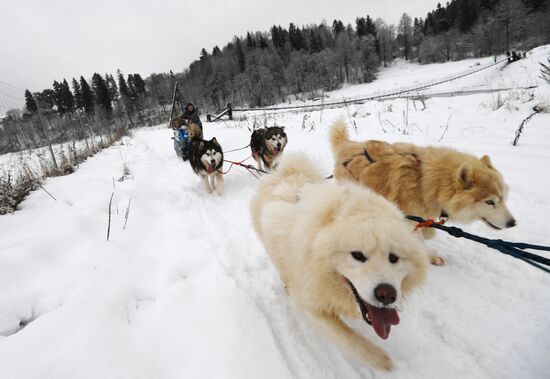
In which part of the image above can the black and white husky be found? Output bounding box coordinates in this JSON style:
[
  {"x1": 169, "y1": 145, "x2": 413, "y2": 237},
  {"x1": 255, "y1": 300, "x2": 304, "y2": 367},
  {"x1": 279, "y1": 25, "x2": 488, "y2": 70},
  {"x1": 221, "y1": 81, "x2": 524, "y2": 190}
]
[
  {"x1": 189, "y1": 138, "x2": 224, "y2": 195},
  {"x1": 250, "y1": 126, "x2": 288, "y2": 171}
]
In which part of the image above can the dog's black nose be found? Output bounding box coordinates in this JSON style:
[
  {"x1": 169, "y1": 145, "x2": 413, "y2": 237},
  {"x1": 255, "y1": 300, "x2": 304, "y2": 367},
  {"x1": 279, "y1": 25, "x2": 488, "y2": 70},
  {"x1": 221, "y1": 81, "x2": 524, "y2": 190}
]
[
  {"x1": 506, "y1": 219, "x2": 517, "y2": 228},
  {"x1": 210, "y1": 159, "x2": 216, "y2": 165},
  {"x1": 277, "y1": 142, "x2": 281, "y2": 148},
  {"x1": 374, "y1": 284, "x2": 397, "y2": 305}
]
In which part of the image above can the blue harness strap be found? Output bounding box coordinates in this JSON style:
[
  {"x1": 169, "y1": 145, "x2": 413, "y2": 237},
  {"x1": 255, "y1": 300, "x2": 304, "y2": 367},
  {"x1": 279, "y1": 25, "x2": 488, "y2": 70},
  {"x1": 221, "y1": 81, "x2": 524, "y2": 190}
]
[{"x1": 406, "y1": 215, "x2": 550, "y2": 274}]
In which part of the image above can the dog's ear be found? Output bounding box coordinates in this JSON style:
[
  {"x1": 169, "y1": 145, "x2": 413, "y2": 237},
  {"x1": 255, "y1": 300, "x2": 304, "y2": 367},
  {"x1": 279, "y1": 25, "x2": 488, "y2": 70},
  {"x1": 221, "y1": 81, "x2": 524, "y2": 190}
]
[
  {"x1": 199, "y1": 141, "x2": 205, "y2": 151},
  {"x1": 480, "y1": 155, "x2": 494, "y2": 169},
  {"x1": 211, "y1": 137, "x2": 219, "y2": 146},
  {"x1": 457, "y1": 162, "x2": 473, "y2": 188},
  {"x1": 280, "y1": 126, "x2": 285, "y2": 131},
  {"x1": 318, "y1": 187, "x2": 350, "y2": 226},
  {"x1": 318, "y1": 204, "x2": 338, "y2": 227}
]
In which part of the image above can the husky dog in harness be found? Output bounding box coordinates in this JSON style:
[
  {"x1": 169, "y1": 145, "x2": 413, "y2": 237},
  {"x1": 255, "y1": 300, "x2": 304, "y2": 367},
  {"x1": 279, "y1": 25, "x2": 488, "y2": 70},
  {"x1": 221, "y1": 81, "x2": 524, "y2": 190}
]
[
  {"x1": 189, "y1": 137, "x2": 224, "y2": 195},
  {"x1": 250, "y1": 126, "x2": 288, "y2": 172}
]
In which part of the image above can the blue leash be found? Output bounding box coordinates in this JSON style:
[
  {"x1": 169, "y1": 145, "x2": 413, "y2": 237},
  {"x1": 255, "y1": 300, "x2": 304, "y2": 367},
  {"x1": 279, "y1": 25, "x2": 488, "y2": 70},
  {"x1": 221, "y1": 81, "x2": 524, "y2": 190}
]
[{"x1": 405, "y1": 215, "x2": 550, "y2": 274}]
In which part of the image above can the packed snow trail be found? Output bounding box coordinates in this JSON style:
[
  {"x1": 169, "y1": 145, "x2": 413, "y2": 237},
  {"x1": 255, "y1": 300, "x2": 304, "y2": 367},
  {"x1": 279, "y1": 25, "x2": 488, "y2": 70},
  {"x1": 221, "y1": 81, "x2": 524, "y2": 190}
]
[{"x1": 1, "y1": 49, "x2": 550, "y2": 379}]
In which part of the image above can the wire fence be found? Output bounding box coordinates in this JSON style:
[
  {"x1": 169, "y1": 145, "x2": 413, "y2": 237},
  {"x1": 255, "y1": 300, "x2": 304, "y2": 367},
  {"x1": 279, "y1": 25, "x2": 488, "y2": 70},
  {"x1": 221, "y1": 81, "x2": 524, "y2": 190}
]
[
  {"x1": 0, "y1": 80, "x2": 26, "y2": 118},
  {"x1": 232, "y1": 57, "x2": 511, "y2": 114}
]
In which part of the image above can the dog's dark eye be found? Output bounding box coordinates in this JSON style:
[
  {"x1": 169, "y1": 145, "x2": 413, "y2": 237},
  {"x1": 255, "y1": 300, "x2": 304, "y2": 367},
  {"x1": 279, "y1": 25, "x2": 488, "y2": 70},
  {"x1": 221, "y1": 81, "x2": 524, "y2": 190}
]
[
  {"x1": 485, "y1": 200, "x2": 495, "y2": 206},
  {"x1": 350, "y1": 251, "x2": 367, "y2": 262},
  {"x1": 389, "y1": 253, "x2": 399, "y2": 264}
]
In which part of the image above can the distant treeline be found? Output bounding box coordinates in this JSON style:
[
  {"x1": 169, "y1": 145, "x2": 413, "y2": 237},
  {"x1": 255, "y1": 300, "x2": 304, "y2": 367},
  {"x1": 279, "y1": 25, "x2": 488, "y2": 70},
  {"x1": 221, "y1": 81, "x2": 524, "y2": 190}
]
[
  {"x1": 0, "y1": 71, "x2": 174, "y2": 154},
  {"x1": 177, "y1": 0, "x2": 550, "y2": 109}
]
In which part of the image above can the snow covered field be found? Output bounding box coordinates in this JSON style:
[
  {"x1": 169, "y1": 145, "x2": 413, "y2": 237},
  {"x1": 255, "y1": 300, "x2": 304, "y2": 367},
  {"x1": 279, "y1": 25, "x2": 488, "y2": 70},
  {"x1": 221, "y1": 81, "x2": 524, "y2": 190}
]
[
  {"x1": 1, "y1": 47, "x2": 549, "y2": 379},
  {"x1": 0, "y1": 134, "x2": 123, "y2": 179}
]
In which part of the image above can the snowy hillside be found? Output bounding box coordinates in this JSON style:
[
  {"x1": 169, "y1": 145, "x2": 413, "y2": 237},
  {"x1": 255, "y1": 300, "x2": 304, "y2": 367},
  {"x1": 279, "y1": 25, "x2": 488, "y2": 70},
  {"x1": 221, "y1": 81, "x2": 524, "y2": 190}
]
[{"x1": 1, "y1": 46, "x2": 550, "y2": 379}]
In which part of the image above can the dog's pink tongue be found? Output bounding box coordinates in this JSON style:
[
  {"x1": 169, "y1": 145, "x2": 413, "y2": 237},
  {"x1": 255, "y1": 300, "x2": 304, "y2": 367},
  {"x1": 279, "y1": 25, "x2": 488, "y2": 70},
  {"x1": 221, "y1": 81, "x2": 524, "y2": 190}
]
[
  {"x1": 207, "y1": 164, "x2": 215, "y2": 173},
  {"x1": 366, "y1": 304, "x2": 400, "y2": 340}
]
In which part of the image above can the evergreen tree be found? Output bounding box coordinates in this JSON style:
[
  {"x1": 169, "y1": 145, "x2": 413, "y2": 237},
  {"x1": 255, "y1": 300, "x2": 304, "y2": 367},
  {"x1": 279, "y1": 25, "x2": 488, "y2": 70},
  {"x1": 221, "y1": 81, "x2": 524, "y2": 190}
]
[
  {"x1": 366, "y1": 15, "x2": 377, "y2": 36},
  {"x1": 72, "y1": 78, "x2": 83, "y2": 111},
  {"x1": 309, "y1": 30, "x2": 323, "y2": 52},
  {"x1": 359, "y1": 36, "x2": 379, "y2": 82},
  {"x1": 289, "y1": 23, "x2": 305, "y2": 50},
  {"x1": 246, "y1": 32, "x2": 257, "y2": 49},
  {"x1": 25, "y1": 89, "x2": 37, "y2": 113},
  {"x1": 457, "y1": 0, "x2": 479, "y2": 32},
  {"x1": 270, "y1": 25, "x2": 286, "y2": 48},
  {"x1": 356, "y1": 17, "x2": 368, "y2": 36},
  {"x1": 259, "y1": 36, "x2": 268, "y2": 49},
  {"x1": 127, "y1": 74, "x2": 137, "y2": 99},
  {"x1": 212, "y1": 45, "x2": 222, "y2": 56},
  {"x1": 132, "y1": 74, "x2": 146, "y2": 96},
  {"x1": 118, "y1": 70, "x2": 134, "y2": 113},
  {"x1": 332, "y1": 19, "x2": 345, "y2": 37},
  {"x1": 91, "y1": 73, "x2": 112, "y2": 115},
  {"x1": 38, "y1": 89, "x2": 56, "y2": 111},
  {"x1": 80, "y1": 76, "x2": 94, "y2": 115},
  {"x1": 235, "y1": 38, "x2": 246, "y2": 73},
  {"x1": 53, "y1": 80, "x2": 66, "y2": 114},
  {"x1": 424, "y1": 13, "x2": 434, "y2": 34},
  {"x1": 62, "y1": 79, "x2": 75, "y2": 113},
  {"x1": 105, "y1": 74, "x2": 118, "y2": 103}
]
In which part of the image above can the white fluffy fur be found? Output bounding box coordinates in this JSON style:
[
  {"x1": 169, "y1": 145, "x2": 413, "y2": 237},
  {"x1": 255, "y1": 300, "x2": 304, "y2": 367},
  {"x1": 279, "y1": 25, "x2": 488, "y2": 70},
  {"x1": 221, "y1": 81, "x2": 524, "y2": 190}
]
[{"x1": 250, "y1": 154, "x2": 429, "y2": 370}]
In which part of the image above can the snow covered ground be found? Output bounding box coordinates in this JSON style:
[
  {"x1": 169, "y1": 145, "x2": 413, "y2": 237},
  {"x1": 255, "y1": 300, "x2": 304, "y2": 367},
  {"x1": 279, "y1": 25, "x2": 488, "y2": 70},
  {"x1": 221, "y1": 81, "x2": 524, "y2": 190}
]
[{"x1": 1, "y1": 47, "x2": 549, "y2": 379}]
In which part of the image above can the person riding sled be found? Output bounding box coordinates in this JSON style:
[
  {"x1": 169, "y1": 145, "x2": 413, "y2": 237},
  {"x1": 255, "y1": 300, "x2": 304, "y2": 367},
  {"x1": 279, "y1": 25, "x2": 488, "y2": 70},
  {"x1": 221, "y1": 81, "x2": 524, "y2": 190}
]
[
  {"x1": 171, "y1": 117, "x2": 191, "y2": 160},
  {"x1": 182, "y1": 102, "x2": 203, "y2": 130},
  {"x1": 171, "y1": 103, "x2": 203, "y2": 160}
]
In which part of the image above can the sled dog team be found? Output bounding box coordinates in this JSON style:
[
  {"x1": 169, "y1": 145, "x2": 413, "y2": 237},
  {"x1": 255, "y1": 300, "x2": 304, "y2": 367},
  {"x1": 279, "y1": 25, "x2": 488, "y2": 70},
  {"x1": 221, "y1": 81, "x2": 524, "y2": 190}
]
[
  {"x1": 172, "y1": 109, "x2": 288, "y2": 194},
  {"x1": 174, "y1": 114, "x2": 515, "y2": 370}
]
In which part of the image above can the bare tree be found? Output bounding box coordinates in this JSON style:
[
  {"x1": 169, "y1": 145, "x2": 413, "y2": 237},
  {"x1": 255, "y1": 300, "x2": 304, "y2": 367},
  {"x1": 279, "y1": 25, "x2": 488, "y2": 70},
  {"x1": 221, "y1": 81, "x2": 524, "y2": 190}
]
[
  {"x1": 376, "y1": 19, "x2": 395, "y2": 67},
  {"x1": 398, "y1": 13, "x2": 413, "y2": 60}
]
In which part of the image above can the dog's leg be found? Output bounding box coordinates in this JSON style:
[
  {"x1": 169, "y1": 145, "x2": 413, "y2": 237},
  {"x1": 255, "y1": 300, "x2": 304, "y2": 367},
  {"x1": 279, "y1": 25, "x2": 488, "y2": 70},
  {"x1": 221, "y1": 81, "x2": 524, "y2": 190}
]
[
  {"x1": 304, "y1": 310, "x2": 394, "y2": 371},
  {"x1": 214, "y1": 172, "x2": 224, "y2": 195},
  {"x1": 256, "y1": 157, "x2": 264, "y2": 171},
  {"x1": 430, "y1": 255, "x2": 446, "y2": 266},
  {"x1": 208, "y1": 173, "x2": 216, "y2": 192},
  {"x1": 420, "y1": 229, "x2": 445, "y2": 266},
  {"x1": 200, "y1": 173, "x2": 213, "y2": 194}
]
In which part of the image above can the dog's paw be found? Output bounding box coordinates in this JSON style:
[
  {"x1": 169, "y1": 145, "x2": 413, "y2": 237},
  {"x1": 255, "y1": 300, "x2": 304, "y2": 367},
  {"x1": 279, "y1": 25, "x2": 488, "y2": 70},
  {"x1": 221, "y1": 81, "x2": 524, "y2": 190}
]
[
  {"x1": 356, "y1": 343, "x2": 394, "y2": 371},
  {"x1": 371, "y1": 352, "x2": 394, "y2": 371},
  {"x1": 430, "y1": 255, "x2": 446, "y2": 266}
]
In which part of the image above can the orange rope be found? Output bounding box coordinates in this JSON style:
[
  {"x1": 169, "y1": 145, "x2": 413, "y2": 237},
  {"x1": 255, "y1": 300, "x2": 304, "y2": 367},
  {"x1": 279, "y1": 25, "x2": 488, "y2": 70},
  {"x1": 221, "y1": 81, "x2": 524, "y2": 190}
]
[{"x1": 414, "y1": 218, "x2": 446, "y2": 231}]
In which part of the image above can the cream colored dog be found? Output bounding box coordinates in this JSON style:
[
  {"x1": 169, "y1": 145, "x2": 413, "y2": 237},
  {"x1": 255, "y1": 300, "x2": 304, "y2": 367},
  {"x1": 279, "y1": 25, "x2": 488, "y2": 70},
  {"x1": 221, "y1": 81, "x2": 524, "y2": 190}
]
[
  {"x1": 330, "y1": 120, "x2": 516, "y2": 241},
  {"x1": 250, "y1": 154, "x2": 428, "y2": 371}
]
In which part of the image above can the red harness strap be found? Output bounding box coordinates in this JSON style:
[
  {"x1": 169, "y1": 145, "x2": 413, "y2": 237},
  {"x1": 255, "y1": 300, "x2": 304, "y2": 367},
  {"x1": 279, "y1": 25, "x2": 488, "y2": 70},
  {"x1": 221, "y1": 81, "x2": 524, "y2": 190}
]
[
  {"x1": 220, "y1": 156, "x2": 255, "y2": 176},
  {"x1": 414, "y1": 218, "x2": 446, "y2": 231}
]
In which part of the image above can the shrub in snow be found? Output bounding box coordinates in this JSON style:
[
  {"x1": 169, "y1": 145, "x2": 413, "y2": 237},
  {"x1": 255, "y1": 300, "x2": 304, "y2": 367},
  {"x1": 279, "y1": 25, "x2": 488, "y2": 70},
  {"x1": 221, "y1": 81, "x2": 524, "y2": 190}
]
[
  {"x1": 533, "y1": 102, "x2": 550, "y2": 113},
  {"x1": 0, "y1": 170, "x2": 40, "y2": 214}
]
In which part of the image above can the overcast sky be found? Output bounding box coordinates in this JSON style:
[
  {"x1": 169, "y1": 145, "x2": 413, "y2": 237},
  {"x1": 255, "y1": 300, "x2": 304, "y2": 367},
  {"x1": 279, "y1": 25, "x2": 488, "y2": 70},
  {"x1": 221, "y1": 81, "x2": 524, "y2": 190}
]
[{"x1": 0, "y1": 0, "x2": 439, "y2": 93}]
